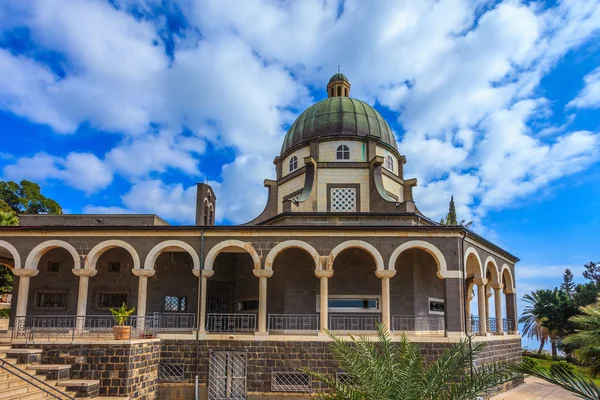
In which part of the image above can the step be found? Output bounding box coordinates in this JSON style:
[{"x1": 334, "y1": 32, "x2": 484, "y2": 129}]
[
  {"x1": 57, "y1": 379, "x2": 100, "y2": 398},
  {"x1": 97, "y1": 398, "x2": 130, "y2": 400},
  {"x1": 0, "y1": 385, "x2": 29, "y2": 399},
  {"x1": 0, "y1": 391, "x2": 50, "y2": 400},
  {"x1": 0, "y1": 375, "x2": 30, "y2": 390},
  {"x1": 27, "y1": 364, "x2": 71, "y2": 381},
  {"x1": 4, "y1": 349, "x2": 42, "y2": 364}
]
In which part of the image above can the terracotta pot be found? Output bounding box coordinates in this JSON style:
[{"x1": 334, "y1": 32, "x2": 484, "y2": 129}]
[{"x1": 113, "y1": 325, "x2": 131, "y2": 340}]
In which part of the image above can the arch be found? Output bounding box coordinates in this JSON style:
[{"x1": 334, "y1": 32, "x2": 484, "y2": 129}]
[
  {"x1": 204, "y1": 240, "x2": 260, "y2": 271},
  {"x1": 326, "y1": 240, "x2": 384, "y2": 271},
  {"x1": 501, "y1": 264, "x2": 515, "y2": 294},
  {"x1": 484, "y1": 256, "x2": 500, "y2": 287},
  {"x1": 264, "y1": 240, "x2": 320, "y2": 270},
  {"x1": 144, "y1": 240, "x2": 200, "y2": 271},
  {"x1": 464, "y1": 247, "x2": 484, "y2": 280},
  {"x1": 85, "y1": 240, "x2": 141, "y2": 270},
  {"x1": 0, "y1": 240, "x2": 21, "y2": 269},
  {"x1": 388, "y1": 240, "x2": 454, "y2": 279},
  {"x1": 25, "y1": 240, "x2": 81, "y2": 270}
]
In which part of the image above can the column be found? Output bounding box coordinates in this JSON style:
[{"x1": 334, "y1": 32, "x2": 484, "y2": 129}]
[
  {"x1": 505, "y1": 290, "x2": 517, "y2": 334},
  {"x1": 253, "y1": 269, "x2": 273, "y2": 334},
  {"x1": 485, "y1": 284, "x2": 492, "y2": 332},
  {"x1": 315, "y1": 269, "x2": 334, "y2": 333},
  {"x1": 465, "y1": 281, "x2": 474, "y2": 319},
  {"x1": 474, "y1": 278, "x2": 488, "y2": 335},
  {"x1": 12, "y1": 268, "x2": 39, "y2": 318},
  {"x1": 494, "y1": 285, "x2": 504, "y2": 334},
  {"x1": 376, "y1": 270, "x2": 396, "y2": 332},
  {"x1": 72, "y1": 268, "x2": 97, "y2": 331},
  {"x1": 444, "y1": 277, "x2": 466, "y2": 337},
  {"x1": 131, "y1": 269, "x2": 156, "y2": 318},
  {"x1": 194, "y1": 269, "x2": 213, "y2": 334}
]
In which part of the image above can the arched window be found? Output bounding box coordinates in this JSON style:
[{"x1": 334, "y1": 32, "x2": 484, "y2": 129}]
[
  {"x1": 344, "y1": 88, "x2": 347, "y2": 96},
  {"x1": 208, "y1": 205, "x2": 214, "y2": 225},
  {"x1": 337, "y1": 86, "x2": 341, "y2": 96},
  {"x1": 385, "y1": 155, "x2": 394, "y2": 171},
  {"x1": 336, "y1": 145, "x2": 350, "y2": 160},
  {"x1": 289, "y1": 156, "x2": 298, "y2": 172}
]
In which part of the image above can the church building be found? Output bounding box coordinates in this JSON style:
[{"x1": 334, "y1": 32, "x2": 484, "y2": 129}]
[{"x1": 0, "y1": 74, "x2": 521, "y2": 399}]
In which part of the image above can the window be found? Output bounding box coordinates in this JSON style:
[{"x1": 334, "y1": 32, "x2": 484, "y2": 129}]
[
  {"x1": 337, "y1": 86, "x2": 341, "y2": 96},
  {"x1": 330, "y1": 187, "x2": 357, "y2": 212},
  {"x1": 208, "y1": 206, "x2": 214, "y2": 225},
  {"x1": 34, "y1": 291, "x2": 67, "y2": 309},
  {"x1": 203, "y1": 200, "x2": 209, "y2": 225},
  {"x1": 429, "y1": 298, "x2": 445, "y2": 315},
  {"x1": 318, "y1": 295, "x2": 381, "y2": 312},
  {"x1": 272, "y1": 372, "x2": 311, "y2": 392},
  {"x1": 288, "y1": 156, "x2": 298, "y2": 172},
  {"x1": 336, "y1": 145, "x2": 350, "y2": 160},
  {"x1": 164, "y1": 296, "x2": 187, "y2": 312},
  {"x1": 344, "y1": 88, "x2": 347, "y2": 96},
  {"x1": 97, "y1": 292, "x2": 128, "y2": 309},
  {"x1": 385, "y1": 155, "x2": 394, "y2": 171},
  {"x1": 238, "y1": 299, "x2": 258, "y2": 312},
  {"x1": 47, "y1": 262, "x2": 60, "y2": 272}
]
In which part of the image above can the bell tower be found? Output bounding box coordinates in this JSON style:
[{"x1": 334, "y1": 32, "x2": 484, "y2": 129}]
[
  {"x1": 195, "y1": 183, "x2": 216, "y2": 226},
  {"x1": 327, "y1": 69, "x2": 351, "y2": 98}
]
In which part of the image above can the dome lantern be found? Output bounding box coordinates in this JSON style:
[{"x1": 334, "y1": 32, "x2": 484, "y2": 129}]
[{"x1": 327, "y1": 69, "x2": 350, "y2": 98}]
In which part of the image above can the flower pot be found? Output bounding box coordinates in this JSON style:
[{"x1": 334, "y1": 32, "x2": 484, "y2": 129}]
[{"x1": 113, "y1": 325, "x2": 131, "y2": 340}]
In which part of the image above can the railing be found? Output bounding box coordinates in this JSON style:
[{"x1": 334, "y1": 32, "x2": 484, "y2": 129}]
[
  {"x1": 268, "y1": 314, "x2": 318, "y2": 332},
  {"x1": 12, "y1": 315, "x2": 156, "y2": 341},
  {"x1": 503, "y1": 318, "x2": 514, "y2": 332},
  {"x1": 0, "y1": 358, "x2": 74, "y2": 399},
  {"x1": 206, "y1": 313, "x2": 256, "y2": 333},
  {"x1": 487, "y1": 318, "x2": 498, "y2": 333},
  {"x1": 329, "y1": 314, "x2": 381, "y2": 331},
  {"x1": 152, "y1": 313, "x2": 196, "y2": 331},
  {"x1": 469, "y1": 316, "x2": 480, "y2": 334},
  {"x1": 392, "y1": 315, "x2": 445, "y2": 335}
]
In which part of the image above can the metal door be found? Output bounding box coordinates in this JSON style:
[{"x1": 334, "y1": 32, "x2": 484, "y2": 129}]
[{"x1": 208, "y1": 351, "x2": 247, "y2": 400}]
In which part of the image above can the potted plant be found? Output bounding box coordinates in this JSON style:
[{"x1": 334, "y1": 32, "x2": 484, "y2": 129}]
[{"x1": 110, "y1": 303, "x2": 135, "y2": 340}]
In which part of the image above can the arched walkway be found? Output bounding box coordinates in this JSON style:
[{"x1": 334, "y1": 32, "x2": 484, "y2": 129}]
[
  {"x1": 388, "y1": 240, "x2": 452, "y2": 278},
  {"x1": 464, "y1": 247, "x2": 483, "y2": 279},
  {"x1": 204, "y1": 240, "x2": 260, "y2": 270},
  {"x1": 326, "y1": 240, "x2": 384, "y2": 271},
  {"x1": 85, "y1": 240, "x2": 140, "y2": 270},
  {"x1": 0, "y1": 240, "x2": 21, "y2": 269},
  {"x1": 264, "y1": 240, "x2": 320, "y2": 270},
  {"x1": 485, "y1": 256, "x2": 500, "y2": 287},
  {"x1": 24, "y1": 240, "x2": 81, "y2": 270},
  {"x1": 144, "y1": 240, "x2": 200, "y2": 271}
]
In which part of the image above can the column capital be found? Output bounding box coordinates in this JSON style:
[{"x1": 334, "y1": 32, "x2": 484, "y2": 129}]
[
  {"x1": 12, "y1": 268, "x2": 39, "y2": 277},
  {"x1": 315, "y1": 270, "x2": 334, "y2": 279},
  {"x1": 375, "y1": 270, "x2": 396, "y2": 279},
  {"x1": 194, "y1": 269, "x2": 215, "y2": 278},
  {"x1": 253, "y1": 269, "x2": 273, "y2": 279},
  {"x1": 473, "y1": 277, "x2": 488, "y2": 286},
  {"x1": 72, "y1": 268, "x2": 97, "y2": 278},
  {"x1": 132, "y1": 268, "x2": 155, "y2": 278}
]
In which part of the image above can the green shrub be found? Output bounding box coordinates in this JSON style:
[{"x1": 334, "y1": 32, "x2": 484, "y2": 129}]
[
  {"x1": 522, "y1": 357, "x2": 540, "y2": 369},
  {"x1": 0, "y1": 308, "x2": 9, "y2": 318},
  {"x1": 550, "y1": 361, "x2": 577, "y2": 375}
]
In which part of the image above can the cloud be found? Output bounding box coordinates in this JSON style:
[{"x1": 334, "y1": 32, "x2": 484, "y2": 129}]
[
  {"x1": 568, "y1": 66, "x2": 600, "y2": 109},
  {"x1": 517, "y1": 265, "x2": 584, "y2": 280},
  {"x1": 2, "y1": 152, "x2": 113, "y2": 193}
]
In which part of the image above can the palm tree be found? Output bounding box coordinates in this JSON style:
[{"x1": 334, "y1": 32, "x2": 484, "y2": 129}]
[
  {"x1": 564, "y1": 298, "x2": 600, "y2": 376},
  {"x1": 304, "y1": 325, "x2": 512, "y2": 400},
  {"x1": 520, "y1": 291, "x2": 551, "y2": 354},
  {"x1": 512, "y1": 362, "x2": 600, "y2": 399}
]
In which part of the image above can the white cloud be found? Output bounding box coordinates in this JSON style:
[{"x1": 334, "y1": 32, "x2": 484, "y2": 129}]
[
  {"x1": 568, "y1": 66, "x2": 600, "y2": 109},
  {"x1": 517, "y1": 265, "x2": 584, "y2": 280}
]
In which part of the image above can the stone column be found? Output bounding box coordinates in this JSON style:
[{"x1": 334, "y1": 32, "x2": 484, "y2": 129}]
[
  {"x1": 465, "y1": 281, "x2": 474, "y2": 318},
  {"x1": 376, "y1": 270, "x2": 396, "y2": 332},
  {"x1": 505, "y1": 290, "x2": 517, "y2": 334},
  {"x1": 12, "y1": 269, "x2": 39, "y2": 317},
  {"x1": 474, "y1": 278, "x2": 488, "y2": 336},
  {"x1": 485, "y1": 284, "x2": 492, "y2": 332},
  {"x1": 444, "y1": 278, "x2": 465, "y2": 337},
  {"x1": 494, "y1": 284, "x2": 504, "y2": 334},
  {"x1": 194, "y1": 269, "x2": 214, "y2": 334},
  {"x1": 72, "y1": 268, "x2": 98, "y2": 331},
  {"x1": 253, "y1": 269, "x2": 273, "y2": 334},
  {"x1": 315, "y1": 269, "x2": 334, "y2": 333},
  {"x1": 132, "y1": 269, "x2": 156, "y2": 318}
]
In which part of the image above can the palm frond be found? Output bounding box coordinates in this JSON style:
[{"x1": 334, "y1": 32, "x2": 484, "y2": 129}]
[{"x1": 511, "y1": 362, "x2": 600, "y2": 399}]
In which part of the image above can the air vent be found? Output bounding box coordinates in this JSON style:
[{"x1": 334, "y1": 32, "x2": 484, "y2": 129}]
[
  {"x1": 47, "y1": 262, "x2": 60, "y2": 272},
  {"x1": 109, "y1": 262, "x2": 121, "y2": 272}
]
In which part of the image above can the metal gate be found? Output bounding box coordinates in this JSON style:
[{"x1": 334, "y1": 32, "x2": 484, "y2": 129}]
[{"x1": 208, "y1": 351, "x2": 247, "y2": 400}]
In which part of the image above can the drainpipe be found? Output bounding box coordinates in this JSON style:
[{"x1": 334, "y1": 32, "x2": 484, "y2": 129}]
[
  {"x1": 195, "y1": 231, "x2": 205, "y2": 390},
  {"x1": 461, "y1": 229, "x2": 474, "y2": 378}
]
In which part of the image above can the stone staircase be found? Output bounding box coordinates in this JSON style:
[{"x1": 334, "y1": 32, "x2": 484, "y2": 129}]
[{"x1": 0, "y1": 345, "x2": 128, "y2": 400}]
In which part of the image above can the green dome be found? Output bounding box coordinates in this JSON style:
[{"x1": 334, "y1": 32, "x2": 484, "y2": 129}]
[
  {"x1": 281, "y1": 97, "x2": 397, "y2": 155},
  {"x1": 329, "y1": 72, "x2": 349, "y2": 83}
]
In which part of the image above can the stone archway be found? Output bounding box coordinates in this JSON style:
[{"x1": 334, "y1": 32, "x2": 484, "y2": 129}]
[
  {"x1": 85, "y1": 240, "x2": 141, "y2": 270},
  {"x1": 25, "y1": 240, "x2": 81, "y2": 270}
]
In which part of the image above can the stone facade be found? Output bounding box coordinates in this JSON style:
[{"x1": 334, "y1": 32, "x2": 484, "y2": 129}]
[{"x1": 14, "y1": 340, "x2": 160, "y2": 399}]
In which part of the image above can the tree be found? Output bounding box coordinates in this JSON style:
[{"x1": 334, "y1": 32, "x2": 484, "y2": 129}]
[
  {"x1": 584, "y1": 262, "x2": 600, "y2": 286},
  {"x1": 305, "y1": 325, "x2": 512, "y2": 400},
  {"x1": 440, "y1": 196, "x2": 458, "y2": 225},
  {"x1": 561, "y1": 269, "x2": 576, "y2": 298},
  {"x1": 512, "y1": 362, "x2": 600, "y2": 399},
  {"x1": 564, "y1": 299, "x2": 600, "y2": 376},
  {"x1": 574, "y1": 282, "x2": 600, "y2": 309},
  {"x1": 0, "y1": 180, "x2": 62, "y2": 214},
  {"x1": 0, "y1": 265, "x2": 12, "y2": 294},
  {"x1": 520, "y1": 291, "x2": 551, "y2": 354}
]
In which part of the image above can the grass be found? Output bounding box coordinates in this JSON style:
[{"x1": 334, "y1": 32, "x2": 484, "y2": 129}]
[{"x1": 535, "y1": 358, "x2": 600, "y2": 386}]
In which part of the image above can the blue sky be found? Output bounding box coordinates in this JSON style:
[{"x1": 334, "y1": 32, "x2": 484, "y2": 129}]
[{"x1": 0, "y1": 1, "x2": 599, "y2": 333}]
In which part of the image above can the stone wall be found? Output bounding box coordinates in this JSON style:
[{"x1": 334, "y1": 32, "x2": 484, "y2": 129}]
[{"x1": 14, "y1": 340, "x2": 160, "y2": 399}]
